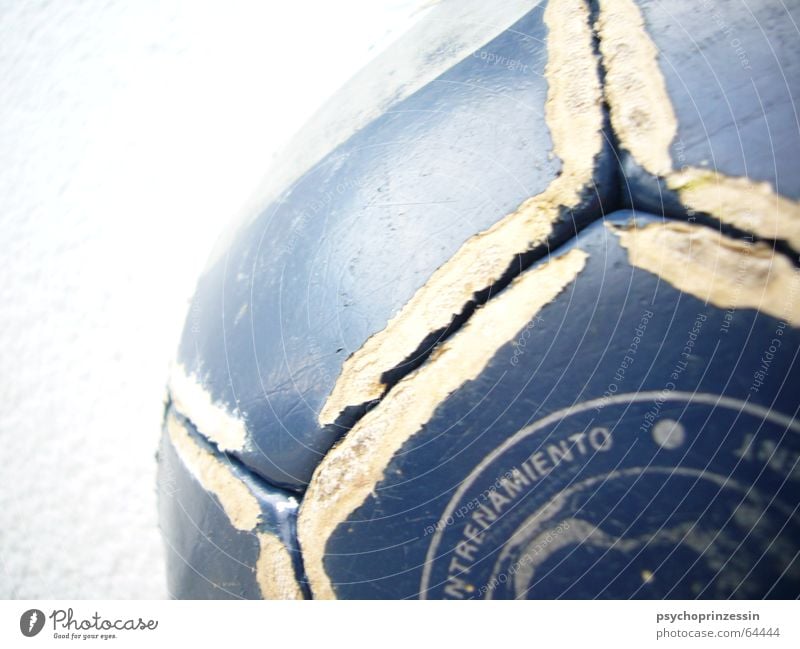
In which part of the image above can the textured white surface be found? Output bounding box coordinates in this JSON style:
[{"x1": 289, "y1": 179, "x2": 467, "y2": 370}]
[{"x1": 0, "y1": 0, "x2": 425, "y2": 599}]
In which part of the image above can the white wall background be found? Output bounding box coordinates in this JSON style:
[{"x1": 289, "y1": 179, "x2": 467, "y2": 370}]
[{"x1": 0, "y1": 0, "x2": 426, "y2": 599}]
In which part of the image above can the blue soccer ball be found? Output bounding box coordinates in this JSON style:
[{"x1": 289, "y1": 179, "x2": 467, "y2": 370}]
[{"x1": 158, "y1": 0, "x2": 800, "y2": 599}]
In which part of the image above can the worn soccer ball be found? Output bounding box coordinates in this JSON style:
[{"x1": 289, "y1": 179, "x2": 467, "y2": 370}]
[{"x1": 158, "y1": 0, "x2": 800, "y2": 599}]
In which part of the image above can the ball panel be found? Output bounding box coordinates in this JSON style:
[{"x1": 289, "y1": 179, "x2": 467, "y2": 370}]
[
  {"x1": 172, "y1": 0, "x2": 616, "y2": 490},
  {"x1": 598, "y1": 0, "x2": 800, "y2": 248},
  {"x1": 639, "y1": 0, "x2": 800, "y2": 200},
  {"x1": 304, "y1": 212, "x2": 800, "y2": 599},
  {"x1": 158, "y1": 408, "x2": 306, "y2": 599}
]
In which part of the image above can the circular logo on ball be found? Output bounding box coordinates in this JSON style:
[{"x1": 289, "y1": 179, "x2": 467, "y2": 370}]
[
  {"x1": 20, "y1": 609, "x2": 45, "y2": 637},
  {"x1": 421, "y1": 392, "x2": 800, "y2": 599}
]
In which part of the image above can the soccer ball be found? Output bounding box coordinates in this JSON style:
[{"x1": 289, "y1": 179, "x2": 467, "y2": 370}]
[{"x1": 158, "y1": 0, "x2": 800, "y2": 599}]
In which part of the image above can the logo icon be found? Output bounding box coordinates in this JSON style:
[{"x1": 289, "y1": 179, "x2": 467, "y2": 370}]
[
  {"x1": 20, "y1": 609, "x2": 45, "y2": 637},
  {"x1": 422, "y1": 392, "x2": 800, "y2": 599}
]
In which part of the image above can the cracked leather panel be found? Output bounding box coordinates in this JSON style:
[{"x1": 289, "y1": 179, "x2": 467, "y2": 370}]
[
  {"x1": 158, "y1": 407, "x2": 306, "y2": 599},
  {"x1": 171, "y1": 0, "x2": 615, "y2": 490},
  {"x1": 597, "y1": 0, "x2": 800, "y2": 249},
  {"x1": 299, "y1": 212, "x2": 800, "y2": 599}
]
